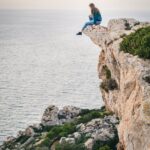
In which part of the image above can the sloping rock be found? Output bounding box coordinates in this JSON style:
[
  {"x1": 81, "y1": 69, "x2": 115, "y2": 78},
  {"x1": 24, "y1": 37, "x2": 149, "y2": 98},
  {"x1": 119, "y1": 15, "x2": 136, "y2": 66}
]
[{"x1": 84, "y1": 18, "x2": 150, "y2": 150}]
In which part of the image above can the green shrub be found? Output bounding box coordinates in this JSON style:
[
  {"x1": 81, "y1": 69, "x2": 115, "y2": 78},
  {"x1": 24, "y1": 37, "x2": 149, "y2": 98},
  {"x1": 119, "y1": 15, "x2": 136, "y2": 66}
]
[
  {"x1": 55, "y1": 143, "x2": 87, "y2": 150},
  {"x1": 36, "y1": 146, "x2": 49, "y2": 150},
  {"x1": 103, "y1": 65, "x2": 111, "y2": 79},
  {"x1": 47, "y1": 123, "x2": 76, "y2": 139},
  {"x1": 15, "y1": 135, "x2": 30, "y2": 144},
  {"x1": 120, "y1": 26, "x2": 150, "y2": 59},
  {"x1": 76, "y1": 134, "x2": 89, "y2": 144},
  {"x1": 100, "y1": 79, "x2": 118, "y2": 92},
  {"x1": 39, "y1": 123, "x2": 76, "y2": 147},
  {"x1": 99, "y1": 145, "x2": 112, "y2": 150},
  {"x1": 143, "y1": 76, "x2": 150, "y2": 84},
  {"x1": 100, "y1": 80, "x2": 109, "y2": 92},
  {"x1": 92, "y1": 140, "x2": 117, "y2": 150},
  {"x1": 39, "y1": 137, "x2": 51, "y2": 147},
  {"x1": 77, "y1": 111, "x2": 101, "y2": 124},
  {"x1": 76, "y1": 108, "x2": 111, "y2": 125},
  {"x1": 80, "y1": 109, "x2": 91, "y2": 115},
  {"x1": 39, "y1": 108, "x2": 112, "y2": 148}
]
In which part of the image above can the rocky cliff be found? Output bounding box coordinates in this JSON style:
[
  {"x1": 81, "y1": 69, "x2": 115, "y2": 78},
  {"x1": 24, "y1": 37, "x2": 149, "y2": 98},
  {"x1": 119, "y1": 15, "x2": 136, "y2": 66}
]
[{"x1": 84, "y1": 19, "x2": 150, "y2": 150}]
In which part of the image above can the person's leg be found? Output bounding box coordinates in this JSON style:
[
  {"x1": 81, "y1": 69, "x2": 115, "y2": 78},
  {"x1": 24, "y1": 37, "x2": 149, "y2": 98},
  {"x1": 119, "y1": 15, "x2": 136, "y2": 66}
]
[
  {"x1": 76, "y1": 19, "x2": 94, "y2": 35},
  {"x1": 82, "y1": 21, "x2": 94, "y2": 31},
  {"x1": 95, "y1": 21, "x2": 101, "y2": 25},
  {"x1": 89, "y1": 15, "x2": 93, "y2": 21},
  {"x1": 90, "y1": 21, "x2": 101, "y2": 29}
]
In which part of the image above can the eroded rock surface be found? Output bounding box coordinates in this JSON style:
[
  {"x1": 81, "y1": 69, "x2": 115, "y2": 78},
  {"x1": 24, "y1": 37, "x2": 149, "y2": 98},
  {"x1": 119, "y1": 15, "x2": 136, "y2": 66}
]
[
  {"x1": 41, "y1": 105, "x2": 81, "y2": 126},
  {"x1": 84, "y1": 18, "x2": 150, "y2": 150}
]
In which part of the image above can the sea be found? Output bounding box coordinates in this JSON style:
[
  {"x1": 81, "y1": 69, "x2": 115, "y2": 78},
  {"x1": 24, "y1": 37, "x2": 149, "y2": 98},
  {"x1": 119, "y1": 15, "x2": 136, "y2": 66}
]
[{"x1": 0, "y1": 10, "x2": 149, "y2": 144}]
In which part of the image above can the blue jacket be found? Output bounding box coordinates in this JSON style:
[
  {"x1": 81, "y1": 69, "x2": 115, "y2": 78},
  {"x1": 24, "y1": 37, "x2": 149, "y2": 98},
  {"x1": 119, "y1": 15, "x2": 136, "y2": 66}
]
[{"x1": 92, "y1": 8, "x2": 102, "y2": 24}]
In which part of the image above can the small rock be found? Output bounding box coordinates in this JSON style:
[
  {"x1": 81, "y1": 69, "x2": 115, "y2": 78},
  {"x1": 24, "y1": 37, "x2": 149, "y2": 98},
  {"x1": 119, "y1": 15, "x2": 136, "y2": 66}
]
[
  {"x1": 65, "y1": 138, "x2": 75, "y2": 144},
  {"x1": 58, "y1": 106, "x2": 81, "y2": 120},
  {"x1": 76, "y1": 123, "x2": 83, "y2": 130},
  {"x1": 34, "y1": 139, "x2": 45, "y2": 146},
  {"x1": 93, "y1": 128, "x2": 115, "y2": 141},
  {"x1": 104, "y1": 115, "x2": 119, "y2": 124},
  {"x1": 73, "y1": 132, "x2": 81, "y2": 140},
  {"x1": 68, "y1": 134, "x2": 73, "y2": 138},
  {"x1": 59, "y1": 137, "x2": 66, "y2": 144},
  {"x1": 25, "y1": 127, "x2": 35, "y2": 136},
  {"x1": 59, "y1": 137, "x2": 75, "y2": 144},
  {"x1": 79, "y1": 124, "x2": 86, "y2": 132},
  {"x1": 5, "y1": 136, "x2": 15, "y2": 143},
  {"x1": 84, "y1": 138, "x2": 94, "y2": 150}
]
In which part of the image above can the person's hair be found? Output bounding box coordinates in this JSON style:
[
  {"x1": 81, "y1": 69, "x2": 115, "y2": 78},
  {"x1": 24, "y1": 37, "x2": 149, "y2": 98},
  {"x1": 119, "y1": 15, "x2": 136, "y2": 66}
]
[
  {"x1": 89, "y1": 3, "x2": 95, "y2": 8},
  {"x1": 89, "y1": 3, "x2": 99, "y2": 15}
]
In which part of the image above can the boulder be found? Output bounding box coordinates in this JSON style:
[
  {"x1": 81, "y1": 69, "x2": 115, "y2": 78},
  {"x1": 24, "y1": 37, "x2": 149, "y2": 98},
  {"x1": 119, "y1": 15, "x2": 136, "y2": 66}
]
[
  {"x1": 84, "y1": 138, "x2": 94, "y2": 150},
  {"x1": 41, "y1": 105, "x2": 59, "y2": 126},
  {"x1": 41, "y1": 105, "x2": 81, "y2": 126},
  {"x1": 58, "y1": 106, "x2": 81, "y2": 124},
  {"x1": 25, "y1": 127, "x2": 35, "y2": 137},
  {"x1": 73, "y1": 132, "x2": 81, "y2": 140}
]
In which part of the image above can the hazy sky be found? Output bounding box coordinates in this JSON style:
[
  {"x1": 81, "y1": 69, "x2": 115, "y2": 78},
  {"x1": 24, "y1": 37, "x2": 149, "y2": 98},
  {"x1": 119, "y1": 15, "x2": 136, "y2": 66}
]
[{"x1": 0, "y1": 0, "x2": 149, "y2": 11}]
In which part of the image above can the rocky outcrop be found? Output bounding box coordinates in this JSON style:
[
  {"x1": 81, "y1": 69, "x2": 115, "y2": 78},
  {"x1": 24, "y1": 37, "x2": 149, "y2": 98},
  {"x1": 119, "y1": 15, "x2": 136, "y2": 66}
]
[
  {"x1": 84, "y1": 19, "x2": 150, "y2": 150},
  {"x1": 58, "y1": 116, "x2": 119, "y2": 150},
  {"x1": 0, "y1": 105, "x2": 119, "y2": 150},
  {"x1": 0, "y1": 105, "x2": 81, "y2": 150},
  {"x1": 41, "y1": 105, "x2": 81, "y2": 126}
]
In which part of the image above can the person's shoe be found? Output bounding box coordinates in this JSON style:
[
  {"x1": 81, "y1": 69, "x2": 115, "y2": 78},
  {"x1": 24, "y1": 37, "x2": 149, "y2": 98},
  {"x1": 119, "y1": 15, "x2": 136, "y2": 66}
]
[{"x1": 76, "y1": 32, "x2": 82, "y2": 35}]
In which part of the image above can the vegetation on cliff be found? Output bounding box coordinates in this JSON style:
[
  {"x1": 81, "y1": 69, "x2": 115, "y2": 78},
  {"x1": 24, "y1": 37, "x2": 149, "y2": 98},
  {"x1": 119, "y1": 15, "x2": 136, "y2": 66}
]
[
  {"x1": 1, "y1": 107, "x2": 119, "y2": 150},
  {"x1": 100, "y1": 65, "x2": 118, "y2": 93},
  {"x1": 38, "y1": 108, "x2": 117, "y2": 149},
  {"x1": 120, "y1": 26, "x2": 150, "y2": 59}
]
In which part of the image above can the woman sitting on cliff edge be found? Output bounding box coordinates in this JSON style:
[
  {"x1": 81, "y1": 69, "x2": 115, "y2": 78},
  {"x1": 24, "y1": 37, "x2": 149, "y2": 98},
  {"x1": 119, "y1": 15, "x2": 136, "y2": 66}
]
[{"x1": 77, "y1": 3, "x2": 102, "y2": 35}]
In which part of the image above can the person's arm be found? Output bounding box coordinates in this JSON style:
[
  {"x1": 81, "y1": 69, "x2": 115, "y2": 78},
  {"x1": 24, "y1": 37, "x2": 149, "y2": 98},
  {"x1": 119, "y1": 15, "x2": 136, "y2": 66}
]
[
  {"x1": 93, "y1": 11, "x2": 97, "y2": 24},
  {"x1": 93, "y1": 10, "x2": 102, "y2": 24}
]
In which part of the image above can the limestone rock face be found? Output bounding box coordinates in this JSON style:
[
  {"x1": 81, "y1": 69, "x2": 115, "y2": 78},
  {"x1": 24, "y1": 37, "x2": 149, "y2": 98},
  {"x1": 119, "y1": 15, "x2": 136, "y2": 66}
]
[{"x1": 84, "y1": 19, "x2": 150, "y2": 150}]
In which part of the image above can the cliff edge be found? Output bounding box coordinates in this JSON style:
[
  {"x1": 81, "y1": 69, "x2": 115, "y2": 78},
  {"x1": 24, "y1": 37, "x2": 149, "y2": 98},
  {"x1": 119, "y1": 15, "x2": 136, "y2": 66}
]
[{"x1": 84, "y1": 19, "x2": 150, "y2": 150}]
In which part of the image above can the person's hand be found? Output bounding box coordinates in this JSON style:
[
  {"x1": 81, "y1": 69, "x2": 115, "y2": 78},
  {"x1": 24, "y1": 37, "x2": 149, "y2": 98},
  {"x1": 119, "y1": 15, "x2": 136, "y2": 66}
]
[
  {"x1": 89, "y1": 15, "x2": 92, "y2": 18},
  {"x1": 89, "y1": 15, "x2": 93, "y2": 20}
]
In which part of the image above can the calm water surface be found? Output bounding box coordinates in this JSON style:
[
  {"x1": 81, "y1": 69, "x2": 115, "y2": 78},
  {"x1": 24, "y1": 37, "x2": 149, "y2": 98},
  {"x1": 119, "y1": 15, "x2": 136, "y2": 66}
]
[{"x1": 0, "y1": 10, "x2": 102, "y2": 143}]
